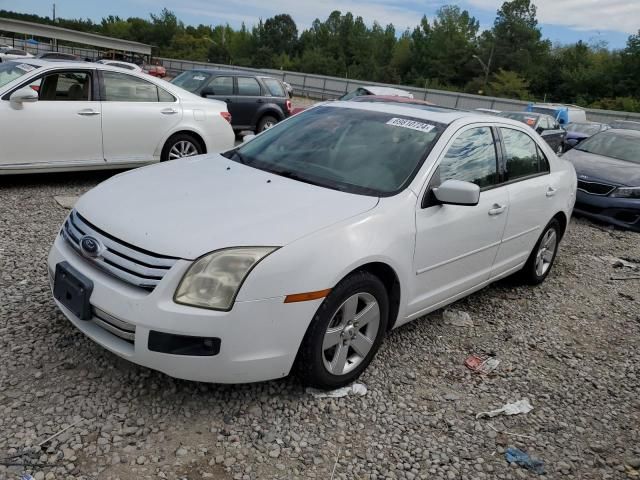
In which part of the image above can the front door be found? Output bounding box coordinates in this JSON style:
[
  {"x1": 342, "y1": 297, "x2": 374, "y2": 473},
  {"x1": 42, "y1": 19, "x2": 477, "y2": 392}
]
[
  {"x1": 409, "y1": 125, "x2": 509, "y2": 317},
  {"x1": 0, "y1": 69, "x2": 103, "y2": 167},
  {"x1": 100, "y1": 71, "x2": 182, "y2": 163}
]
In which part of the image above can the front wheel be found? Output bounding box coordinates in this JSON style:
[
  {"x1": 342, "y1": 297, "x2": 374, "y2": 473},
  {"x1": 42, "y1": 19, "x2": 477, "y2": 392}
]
[
  {"x1": 297, "y1": 272, "x2": 389, "y2": 389},
  {"x1": 520, "y1": 218, "x2": 561, "y2": 285}
]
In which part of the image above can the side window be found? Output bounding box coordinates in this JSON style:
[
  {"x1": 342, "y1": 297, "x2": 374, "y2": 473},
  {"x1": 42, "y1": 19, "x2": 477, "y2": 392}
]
[
  {"x1": 158, "y1": 88, "x2": 176, "y2": 102},
  {"x1": 501, "y1": 128, "x2": 545, "y2": 180},
  {"x1": 262, "y1": 78, "x2": 285, "y2": 97},
  {"x1": 237, "y1": 77, "x2": 261, "y2": 96},
  {"x1": 537, "y1": 145, "x2": 550, "y2": 173},
  {"x1": 538, "y1": 117, "x2": 550, "y2": 130},
  {"x1": 438, "y1": 127, "x2": 498, "y2": 188},
  {"x1": 103, "y1": 72, "x2": 158, "y2": 102},
  {"x1": 208, "y1": 76, "x2": 233, "y2": 95},
  {"x1": 39, "y1": 71, "x2": 91, "y2": 101}
]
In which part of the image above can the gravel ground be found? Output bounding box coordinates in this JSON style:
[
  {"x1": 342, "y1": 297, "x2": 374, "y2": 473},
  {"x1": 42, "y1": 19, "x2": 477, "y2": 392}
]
[{"x1": 1, "y1": 172, "x2": 639, "y2": 480}]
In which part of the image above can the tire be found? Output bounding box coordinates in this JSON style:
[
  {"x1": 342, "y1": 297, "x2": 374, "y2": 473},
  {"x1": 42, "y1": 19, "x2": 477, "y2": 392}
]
[
  {"x1": 519, "y1": 218, "x2": 561, "y2": 285},
  {"x1": 257, "y1": 115, "x2": 278, "y2": 133},
  {"x1": 297, "y1": 271, "x2": 389, "y2": 389},
  {"x1": 160, "y1": 133, "x2": 203, "y2": 162}
]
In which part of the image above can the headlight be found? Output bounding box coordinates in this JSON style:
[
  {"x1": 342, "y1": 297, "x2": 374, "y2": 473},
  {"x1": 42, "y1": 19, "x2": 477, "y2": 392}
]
[
  {"x1": 174, "y1": 247, "x2": 277, "y2": 310},
  {"x1": 609, "y1": 186, "x2": 640, "y2": 199}
]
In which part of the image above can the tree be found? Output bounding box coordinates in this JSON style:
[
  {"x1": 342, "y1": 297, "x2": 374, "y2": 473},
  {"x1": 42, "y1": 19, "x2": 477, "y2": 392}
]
[
  {"x1": 488, "y1": 69, "x2": 530, "y2": 99},
  {"x1": 262, "y1": 14, "x2": 298, "y2": 56}
]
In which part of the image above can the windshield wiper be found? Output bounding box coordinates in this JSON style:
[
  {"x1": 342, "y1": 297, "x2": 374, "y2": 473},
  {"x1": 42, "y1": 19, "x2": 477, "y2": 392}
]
[
  {"x1": 225, "y1": 150, "x2": 252, "y2": 165},
  {"x1": 268, "y1": 169, "x2": 328, "y2": 188}
]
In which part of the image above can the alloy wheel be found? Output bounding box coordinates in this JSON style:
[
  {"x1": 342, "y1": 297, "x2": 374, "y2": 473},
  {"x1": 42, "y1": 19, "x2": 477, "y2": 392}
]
[
  {"x1": 535, "y1": 228, "x2": 557, "y2": 276},
  {"x1": 168, "y1": 140, "x2": 199, "y2": 160},
  {"x1": 322, "y1": 292, "x2": 380, "y2": 376}
]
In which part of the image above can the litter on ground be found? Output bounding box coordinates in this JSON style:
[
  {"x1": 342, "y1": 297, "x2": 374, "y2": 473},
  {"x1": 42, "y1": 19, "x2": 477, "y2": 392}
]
[
  {"x1": 505, "y1": 447, "x2": 545, "y2": 475},
  {"x1": 476, "y1": 398, "x2": 533, "y2": 419},
  {"x1": 306, "y1": 383, "x2": 367, "y2": 398}
]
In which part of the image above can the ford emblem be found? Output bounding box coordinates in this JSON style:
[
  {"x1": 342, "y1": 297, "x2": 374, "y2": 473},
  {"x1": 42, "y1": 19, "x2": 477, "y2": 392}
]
[{"x1": 79, "y1": 235, "x2": 103, "y2": 258}]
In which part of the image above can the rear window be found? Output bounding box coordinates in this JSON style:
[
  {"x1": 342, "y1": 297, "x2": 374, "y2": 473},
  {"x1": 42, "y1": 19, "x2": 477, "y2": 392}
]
[
  {"x1": 171, "y1": 71, "x2": 211, "y2": 92},
  {"x1": 262, "y1": 77, "x2": 285, "y2": 97}
]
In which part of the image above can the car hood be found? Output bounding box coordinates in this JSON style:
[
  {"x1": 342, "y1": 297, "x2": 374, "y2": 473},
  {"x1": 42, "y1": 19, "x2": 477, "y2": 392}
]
[
  {"x1": 562, "y1": 148, "x2": 640, "y2": 186},
  {"x1": 75, "y1": 155, "x2": 379, "y2": 259}
]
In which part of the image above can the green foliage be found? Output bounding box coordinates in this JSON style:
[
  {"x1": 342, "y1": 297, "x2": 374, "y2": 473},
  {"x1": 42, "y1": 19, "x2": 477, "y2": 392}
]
[
  {"x1": 488, "y1": 69, "x2": 530, "y2": 99},
  {"x1": 0, "y1": 3, "x2": 638, "y2": 112}
]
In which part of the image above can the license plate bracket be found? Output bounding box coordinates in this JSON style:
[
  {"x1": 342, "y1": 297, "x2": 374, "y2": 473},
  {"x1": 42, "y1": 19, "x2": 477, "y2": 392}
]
[{"x1": 53, "y1": 262, "x2": 93, "y2": 320}]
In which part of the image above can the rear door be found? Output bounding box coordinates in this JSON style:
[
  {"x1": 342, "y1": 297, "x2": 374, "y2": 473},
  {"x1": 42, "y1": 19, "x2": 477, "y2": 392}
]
[
  {"x1": 0, "y1": 68, "x2": 103, "y2": 167},
  {"x1": 100, "y1": 70, "x2": 182, "y2": 163},
  {"x1": 234, "y1": 76, "x2": 264, "y2": 128},
  {"x1": 202, "y1": 75, "x2": 236, "y2": 122},
  {"x1": 492, "y1": 127, "x2": 559, "y2": 276}
]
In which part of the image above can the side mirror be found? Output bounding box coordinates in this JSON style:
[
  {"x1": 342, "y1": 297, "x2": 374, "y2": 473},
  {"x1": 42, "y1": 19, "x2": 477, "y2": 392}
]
[
  {"x1": 201, "y1": 87, "x2": 215, "y2": 97},
  {"x1": 433, "y1": 180, "x2": 480, "y2": 206},
  {"x1": 10, "y1": 87, "x2": 38, "y2": 104},
  {"x1": 242, "y1": 134, "x2": 256, "y2": 143},
  {"x1": 536, "y1": 126, "x2": 544, "y2": 134}
]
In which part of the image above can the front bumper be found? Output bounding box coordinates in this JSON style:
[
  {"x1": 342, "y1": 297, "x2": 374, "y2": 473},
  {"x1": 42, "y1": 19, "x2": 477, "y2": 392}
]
[
  {"x1": 48, "y1": 234, "x2": 322, "y2": 383},
  {"x1": 574, "y1": 190, "x2": 640, "y2": 232}
]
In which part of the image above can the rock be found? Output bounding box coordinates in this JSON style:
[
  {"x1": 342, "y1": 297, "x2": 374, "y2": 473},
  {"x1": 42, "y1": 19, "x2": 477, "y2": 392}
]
[
  {"x1": 442, "y1": 309, "x2": 474, "y2": 327},
  {"x1": 175, "y1": 447, "x2": 188, "y2": 457}
]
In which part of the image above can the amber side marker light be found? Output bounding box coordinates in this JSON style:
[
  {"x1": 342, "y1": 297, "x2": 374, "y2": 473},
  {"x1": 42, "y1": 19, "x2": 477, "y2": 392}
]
[{"x1": 284, "y1": 289, "x2": 331, "y2": 303}]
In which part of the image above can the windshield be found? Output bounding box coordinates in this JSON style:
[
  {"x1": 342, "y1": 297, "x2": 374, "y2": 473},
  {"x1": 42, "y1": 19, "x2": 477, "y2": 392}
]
[
  {"x1": 0, "y1": 62, "x2": 39, "y2": 89},
  {"x1": 171, "y1": 71, "x2": 211, "y2": 91},
  {"x1": 499, "y1": 112, "x2": 538, "y2": 127},
  {"x1": 339, "y1": 88, "x2": 370, "y2": 101},
  {"x1": 566, "y1": 123, "x2": 602, "y2": 136},
  {"x1": 531, "y1": 107, "x2": 557, "y2": 118},
  {"x1": 575, "y1": 131, "x2": 640, "y2": 165},
  {"x1": 229, "y1": 105, "x2": 445, "y2": 196}
]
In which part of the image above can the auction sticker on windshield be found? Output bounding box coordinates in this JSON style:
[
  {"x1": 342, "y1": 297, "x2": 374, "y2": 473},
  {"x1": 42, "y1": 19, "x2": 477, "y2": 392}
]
[{"x1": 386, "y1": 117, "x2": 435, "y2": 133}]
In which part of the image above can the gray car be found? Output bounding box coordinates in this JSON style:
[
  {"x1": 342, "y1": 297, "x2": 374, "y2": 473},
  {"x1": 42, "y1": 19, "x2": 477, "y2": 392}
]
[{"x1": 562, "y1": 129, "x2": 640, "y2": 232}]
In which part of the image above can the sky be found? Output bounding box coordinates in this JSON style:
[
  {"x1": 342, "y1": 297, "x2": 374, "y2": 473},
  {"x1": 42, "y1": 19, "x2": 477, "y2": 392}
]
[{"x1": 1, "y1": 0, "x2": 636, "y2": 49}]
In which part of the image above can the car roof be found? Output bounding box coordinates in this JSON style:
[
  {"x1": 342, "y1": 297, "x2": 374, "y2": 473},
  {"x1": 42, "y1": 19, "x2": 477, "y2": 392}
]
[
  {"x1": 352, "y1": 95, "x2": 434, "y2": 105},
  {"x1": 191, "y1": 68, "x2": 261, "y2": 77},
  {"x1": 329, "y1": 100, "x2": 504, "y2": 126},
  {"x1": 360, "y1": 86, "x2": 413, "y2": 97}
]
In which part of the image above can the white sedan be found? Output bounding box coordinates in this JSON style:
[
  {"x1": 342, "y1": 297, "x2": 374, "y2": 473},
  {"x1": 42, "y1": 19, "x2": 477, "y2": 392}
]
[
  {"x1": 48, "y1": 102, "x2": 576, "y2": 389},
  {"x1": 0, "y1": 59, "x2": 234, "y2": 174},
  {"x1": 0, "y1": 48, "x2": 34, "y2": 62}
]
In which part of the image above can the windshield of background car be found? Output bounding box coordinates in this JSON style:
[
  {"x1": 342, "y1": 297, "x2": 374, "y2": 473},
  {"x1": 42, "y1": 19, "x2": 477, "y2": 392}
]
[
  {"x1": 576, "y1": 131, "x2": 640, "y2": 165},
  {"x1": 500, "y1": 112, "x2": 538, "y2": 127},
  {"x1": 339, "y1": 88, "x2": 370, "y2": 101},
  {"x1": 0, "y1": 62, "x2": 39, "y2": 88},
  {"x1": 230, "y1": 105, "x2": 446, "y2": 196},
  {"x1": 566, "y1": 123, "x2": 602, "y2": 136},
  {"x1": 171, "y1": 71, "x2": 211, "y2": 91},
  {"x1": 531, "y1": 107, "x2": 557, "y2": 118}
]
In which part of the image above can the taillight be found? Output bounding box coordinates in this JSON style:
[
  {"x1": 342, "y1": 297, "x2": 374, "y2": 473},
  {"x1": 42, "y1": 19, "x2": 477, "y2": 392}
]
[
  {"x1": 220, "y1": 112, "x2": 232, "y2": 123},
  {"x1": 286, "y1": 99, "x2": 292, "y2": 114}
]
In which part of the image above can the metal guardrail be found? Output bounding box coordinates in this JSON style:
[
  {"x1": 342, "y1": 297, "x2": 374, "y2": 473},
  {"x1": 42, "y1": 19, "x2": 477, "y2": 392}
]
[{"x1": 157, "y1": 56, "x2": 640, "y2": 125}]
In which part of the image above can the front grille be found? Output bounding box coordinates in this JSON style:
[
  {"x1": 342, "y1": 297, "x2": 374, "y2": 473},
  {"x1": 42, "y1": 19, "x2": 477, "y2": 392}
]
[
  {"x1": 61, "y1": 209, "x2": 178, "y2": 291},
  {"x1": 577, "y1": 180, "x2": 616, "y2": 196},
  {"x1": 93, "y1": 307, "x2": 136, "y2": 343}
]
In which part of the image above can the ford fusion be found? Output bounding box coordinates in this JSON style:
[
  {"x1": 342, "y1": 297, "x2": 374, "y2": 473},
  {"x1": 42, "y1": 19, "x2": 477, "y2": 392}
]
[{"x1": 48, "y1": 102, "x2": 577, "y2": 389}]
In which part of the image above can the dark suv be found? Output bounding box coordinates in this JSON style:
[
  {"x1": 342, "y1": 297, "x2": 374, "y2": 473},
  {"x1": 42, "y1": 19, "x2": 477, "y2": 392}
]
[{"x1": 171, "y1": 69, "x2": 292, "y2": 132}]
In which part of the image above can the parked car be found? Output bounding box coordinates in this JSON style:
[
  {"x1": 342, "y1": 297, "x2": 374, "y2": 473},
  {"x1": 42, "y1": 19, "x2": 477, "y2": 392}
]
[
  {"x1": 340, "y1": 86, "x2": 414, "y2": 100},
  {"x1": 475, "y1": 108, "x2": 501, "y2": 115},
  {"x1": 0, "y1": 48, "x2": 34, "y2": 62},
  {"x1": 526, "y1": 103, "x2": 587, "y2": 126},
  {"x1": 0, "y1": 60, "x2": 234, "y2": 174},
  {"x1": 96, "y1": 59, "x2": 143, "y2": 73},
  {"x1": 171, "y1": 69, "x2": 292, "y2": 132},
  {"x1": 351, "y1": 95, "x2": 435, "y2": 107},
  {"x1": 37, "y1": 52, "x2": 82, "y2": 61},
  {"x1": 145, "y1": 63, "x2": 167, "y2": 78},
  {"x1": 562, "y1": 129, "x2": 640, "y2": 232},
  {"x1": 290, "y1": 87, "x2": 416, "y2": 116},
  {"x1": 499, "y1": 111, "x2": 566, "y2": 153},
  {"x1": 47, "y1": 101, "x2": 576, "y2": 389},
  {"x1": 609, "y1": 120, "x2": 640, "y2": 131},
  {"x1": 563, "y1": 122, "x2": 609, "y2": 151}
]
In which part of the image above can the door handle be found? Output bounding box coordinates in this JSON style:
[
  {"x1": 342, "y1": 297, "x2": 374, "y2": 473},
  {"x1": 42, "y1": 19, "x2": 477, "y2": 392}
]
[
  {"x1": 160, "y1": 108, "x2": 178, "y2": 115},
  {"x1": 546, "y1": 186, "x2": 557, "y2": 197},
  {"x1": 77, "y1": 109, "x2": 100, "y2": 116},
  {"x1": 488, "y1": 204, "x2": 507, "y2": 216}
]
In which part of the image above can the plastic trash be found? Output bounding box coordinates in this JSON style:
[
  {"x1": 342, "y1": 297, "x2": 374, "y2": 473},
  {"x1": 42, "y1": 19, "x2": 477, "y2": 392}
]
[
  {"x1": 306, "y1": 383, "x2": 367, "y2": 398},
  {"x1": 20, "y1": 475, "x2": 35, "y2": 480},
  {"x1": 505, "y1": 447, "x2": 545, "y2": 475},
  {"x1": 442, "y1": 309, "x2": 473, "y2": 327},
  {"x1": 465, "y1": 354, "x2": 500, "y2": 374},
  {"x1": 476, "y1": 398, "x2": 533, "y2": 419}
]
